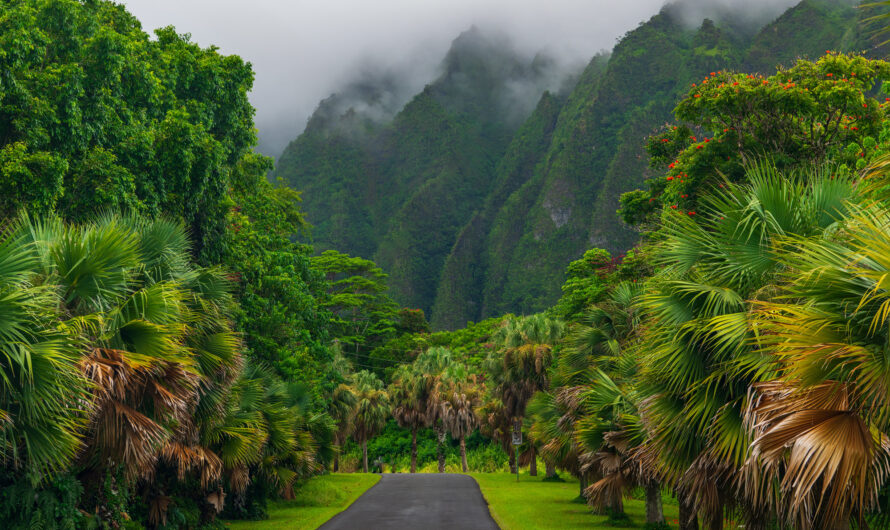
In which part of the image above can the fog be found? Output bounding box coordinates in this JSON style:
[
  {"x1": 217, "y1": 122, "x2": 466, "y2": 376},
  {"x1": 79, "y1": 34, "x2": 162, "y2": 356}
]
[{"x1": 119, "y1": 0, "x2": 802, "y2": 157}]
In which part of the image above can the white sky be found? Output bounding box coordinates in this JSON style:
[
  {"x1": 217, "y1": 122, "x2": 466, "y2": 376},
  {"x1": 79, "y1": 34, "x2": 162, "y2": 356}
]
[{"x1": 117, "y1": 0, "x2": 795, "y2": 156}]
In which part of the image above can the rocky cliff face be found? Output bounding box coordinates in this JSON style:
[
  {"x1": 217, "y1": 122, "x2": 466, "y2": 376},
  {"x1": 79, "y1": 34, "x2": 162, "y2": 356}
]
[{"x1": 274, "y1": 0, "x2": 870, "y2": 329}]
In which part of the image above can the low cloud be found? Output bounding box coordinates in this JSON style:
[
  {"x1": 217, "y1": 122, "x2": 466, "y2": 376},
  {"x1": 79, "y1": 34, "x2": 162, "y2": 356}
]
[{"x1": 119, "y1": 0, "x2": 801, "y2": 157}]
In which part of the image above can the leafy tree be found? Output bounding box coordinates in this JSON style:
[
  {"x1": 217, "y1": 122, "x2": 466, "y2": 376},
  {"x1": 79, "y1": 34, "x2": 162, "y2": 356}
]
[
  {"x1": 311, "y1": 250, "x2": 399, "y2": 359},
  {"x1": 621, "y1": 53, "x2": 890, "y2": 226},
  {"x1": 226, "y1": 168, "x2": 333, "y2": 394},
  {"x1": 0, "y1": 0, "x2": 261, "y2": 262}
]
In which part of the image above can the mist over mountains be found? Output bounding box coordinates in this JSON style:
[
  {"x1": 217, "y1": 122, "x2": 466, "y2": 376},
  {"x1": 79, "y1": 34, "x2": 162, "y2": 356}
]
[{"x1": 274, "y1": 0, "x2": 875, "y2": 329}]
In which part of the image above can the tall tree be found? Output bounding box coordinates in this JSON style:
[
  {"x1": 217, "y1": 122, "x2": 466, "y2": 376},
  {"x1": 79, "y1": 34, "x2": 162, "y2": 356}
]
[
  {"x1": 350, "y1": 370, "x2": 390, "y2": 473},
  {"x1": 439, "y1": 363, "x2": 483, "y2": 473}
]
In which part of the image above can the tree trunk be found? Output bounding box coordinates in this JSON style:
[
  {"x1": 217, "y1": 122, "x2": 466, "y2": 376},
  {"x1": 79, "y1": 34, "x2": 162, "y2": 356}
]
[
  {"x1": 529, "y1": 450, "x2": 537, "y2": 476},
  {"x1": 610, "y1": 495, "x2": 624, "y2": 517},
  {"x1": 545, "y1": 461, "x2": 556, "y2": 479},
  {"x1": 460, "y1": 436, "x2": 468, "y2": 473},
  {"x1": 333, "y1": 452, "x2": 340, "y2": 472},
  {"x1": 580, "y1": 474, "x2": 588, "y2": 499},
  {"x1": 679, "y1": 493, "x2": 698, "y2": 530},
  {"x1": 410, "y1": 427, "x2": 418, "y2": 473},
  {"x1": 437, "y1": 426, "x2": 445, "y2": 473},
  {"x1": 509, "y1": 447, "x2": 517, "y2": 474},
  {"x1": 705, "y1": 497, "x2": 722, "y2": 530},
  {"x1": 645, "y1": 482, "x2": 665, "y2": 525},
  {"x1": 362, "y1": 440, "x2": 369, "y2": 473}
]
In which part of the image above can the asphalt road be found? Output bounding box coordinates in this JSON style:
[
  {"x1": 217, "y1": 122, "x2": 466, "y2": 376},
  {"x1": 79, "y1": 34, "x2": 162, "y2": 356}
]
[{"x1": 319, "y1": 473, "x2": 500, "y2": 530}]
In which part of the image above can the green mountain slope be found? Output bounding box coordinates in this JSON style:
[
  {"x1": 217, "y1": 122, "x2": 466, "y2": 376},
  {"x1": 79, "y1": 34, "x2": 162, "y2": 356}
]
[{"x1": 275, "y1": 0, "x2": 872, "y2": 329}]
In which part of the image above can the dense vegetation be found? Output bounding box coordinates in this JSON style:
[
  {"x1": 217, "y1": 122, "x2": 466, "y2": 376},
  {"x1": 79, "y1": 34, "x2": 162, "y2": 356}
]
[
  {"x1": 276, "y1": 0, "x2": 887, "y2": 330},
  {"x1": 9, "y1": 0, "x2": 890, "y2": 529}
]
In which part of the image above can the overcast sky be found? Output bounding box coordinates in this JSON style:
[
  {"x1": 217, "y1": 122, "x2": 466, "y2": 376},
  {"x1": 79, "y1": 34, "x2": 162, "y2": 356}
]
[{"x1": 118, "y1": 0, "x2": 796, "y2": 157}]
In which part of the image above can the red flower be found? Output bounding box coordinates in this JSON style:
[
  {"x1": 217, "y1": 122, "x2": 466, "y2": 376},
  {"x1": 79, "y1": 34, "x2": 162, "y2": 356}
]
[
  {"x1": 851, "y1": 126, "x2": 858, "y2": 130},
  {"x1": 863, "y1": 104, "x2": 868, "y2": 108},
  {"x1": 671, "y1": 205, "x2": 678, "y2": 209},
  {"x1": 666, "y1": 176, "x2": 673, "y2": 180},
  {"x1": 827, "y1": 73, "x2": 834, "y2": 77},
  {"x1": 696, "y1": 145, "x2": 703, "y2": 149},
  {"x1": 688, "y1": 211, "x2": 696, "y2": 216},
  {"x1": 704, "y1": 138, "x2": 710, "y2": 143},
  {"x1": 710, "y1": 72, "x2": 716, "y2": 76},
  {"x1": 694, "y1": 94, "x2": 701, "y2": 98}
]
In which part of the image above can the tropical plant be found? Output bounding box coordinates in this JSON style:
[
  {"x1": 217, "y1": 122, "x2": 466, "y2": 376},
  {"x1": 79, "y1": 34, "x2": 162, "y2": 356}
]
[
  {"x1": 744, "y1": 201, "x2": 890, "y2": 529},
  {"x1": 0, "y1": 216, "x2": 85, "y2": 481},
  {"x1": 439, "y1": 363, "x2": 483, "y2": 473},
  {"x1": 491, "y1": 314, "x2": 564, "y2": 475},
  {"x1": 351, "y1": 370, "x2": 390, "y2": 473},
  {"x1": 637, "y1": 163, "x2": 860, "y2": 529},
  {"x1": 390, "y1": 364, "x2": 433, "y2": 473}
]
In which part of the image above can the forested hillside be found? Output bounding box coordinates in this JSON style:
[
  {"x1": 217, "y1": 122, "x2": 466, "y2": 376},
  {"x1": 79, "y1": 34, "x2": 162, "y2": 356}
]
[{"x1": 275, "y1": 0, "x2": 874, "y2": 329}]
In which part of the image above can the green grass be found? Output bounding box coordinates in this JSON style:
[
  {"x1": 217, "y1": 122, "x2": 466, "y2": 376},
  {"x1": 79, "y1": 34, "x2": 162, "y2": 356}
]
[
  {"x1": 223, "y1": 473, "x2": 380, "y2": 530},
  {"x1": 470, "y1": 472, "x2": 681, "y2": 529}
]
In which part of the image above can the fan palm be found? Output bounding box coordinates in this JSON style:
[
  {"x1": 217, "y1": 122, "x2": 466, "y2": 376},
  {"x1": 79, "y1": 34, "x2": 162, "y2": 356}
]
[
  {"x1": 351, "y1": 370, "x2": 389, "y2": 473},
  {"x1": 745, "y1": 202, "x2": 890, "y2": 529},
  {"x1": 439, "y1": 363, "x2": 483, "y2": 472},
  {"x1": 16, "y1": 215, "x2": 247, "y2": 524},
  {"x1": 0, "y1": 216, "x2": 86, "y2": 480},
  {"x1": 390, "y1": 364, "x2": 431, "y2": 473},
  {"x1": 412, "y1": 346, "x2": 456, "y2": 472},
  {"x1": 492, "y1": 314, "x2": 564, "y2": 475},
  {"x1": 637, "y1": 163, "x2": 859, "y2": 529}
]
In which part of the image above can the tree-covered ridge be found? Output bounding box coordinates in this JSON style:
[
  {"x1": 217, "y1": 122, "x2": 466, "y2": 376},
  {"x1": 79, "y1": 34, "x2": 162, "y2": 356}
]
[{"x1": 275, "y1": 0, "x2": 879, "y2": 330}]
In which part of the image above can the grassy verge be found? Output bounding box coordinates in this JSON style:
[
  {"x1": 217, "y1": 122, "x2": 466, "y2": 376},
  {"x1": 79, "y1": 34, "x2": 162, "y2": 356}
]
[
  {"x1": 223, "y1": 473, "x2": 380, "y2": 530},
  {"x1": 470, "y1": 472, "x2": 681, "y2": 529}
]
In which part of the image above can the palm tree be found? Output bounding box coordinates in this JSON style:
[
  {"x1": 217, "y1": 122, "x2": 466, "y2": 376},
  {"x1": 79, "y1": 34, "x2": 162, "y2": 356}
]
[
  {"x1": 439, "y1": 363, "x2": 482, "y2": 473},
  {"x1": 17, "y1": 215, "x2": 246, "y2": 525},
  {"x1": 0, "y1": 216, "x2": 86, "y2": 480},
  {"x1": 743, "y1": 202, "x2": 890, "y2": 529},
  {"x1": 351, "y1": 370, "x2": 390, "y2": 473},
  {"x1": 390, "y1": 364, "x2": 431, "y2": 473},
  {"x1": 637, "y1": 163, "x2": 859, "y2": 529},
  {"x1": 414, "y1": 346, "x2": 455, "y2": 473},
  {"x1": 329, "y1": 382, "x2": 358, "y2": 472},
  {"x1": 493, "y1": 314, "x2": 564, "y2": 476}
]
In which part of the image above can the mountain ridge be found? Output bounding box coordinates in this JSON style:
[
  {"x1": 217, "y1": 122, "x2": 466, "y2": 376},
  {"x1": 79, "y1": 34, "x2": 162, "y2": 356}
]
[{"x1": 274, "y1": 0, "x2": 874, "y2": 329}]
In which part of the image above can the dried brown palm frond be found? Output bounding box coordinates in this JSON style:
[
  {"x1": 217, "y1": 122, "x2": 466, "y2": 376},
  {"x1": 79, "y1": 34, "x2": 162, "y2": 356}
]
[
  {"x1": 80, "y1": 347, "x2": 197, "y2": 480},
  {"x1": 159, "y1": 442, "x2": 222, "y2": 489},
  {"x1": 744, "y1": 381, "x2": 890, "y2": 529},
  {"x1": 227, "y1": 464, "x2": 250, "y2": 495}
]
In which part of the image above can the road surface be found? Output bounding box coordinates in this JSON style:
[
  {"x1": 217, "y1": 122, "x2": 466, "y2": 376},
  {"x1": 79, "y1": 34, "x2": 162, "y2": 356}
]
[{"x1": 319, "y1": 473, "x2": 499, "y2": 530}]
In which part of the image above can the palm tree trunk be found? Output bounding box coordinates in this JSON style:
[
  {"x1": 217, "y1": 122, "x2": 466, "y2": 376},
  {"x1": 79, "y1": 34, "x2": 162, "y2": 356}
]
[
  {"x1": 437, "y1": 425, "x2": 445, "y2": 473},
  {"x1": 529, "y1": 446, "x2": 537, "y2": 477},
  {"x1": 679, "y1": 494, "x2": 698, "y2": 530},
  {"x1": 705, "y1": 497, "x2": 722, "y2": 530},
  {"x1": 459, "y1": 436, "x2": 468, "y2": 472},
  {"x1": 410, "y1": 427, "x2": 418, "y2": 473},
  {"x1": 545, "y1": 461, "x2": 556, "y2": 479},
  {"x1": 645, "y1": 482, "x2": 665, "y2": 525},
  {"x1": 579, "y1": 474, "x2": 588, "y2": 499},
  {"x1": 610, "y1": 495, "x2": 624, "y2": 517},
  {"x1": 333, "y1": 453, "x2": 340, "y2": 472},
  {"x1": 362, "y1": 440, "x2": 369, "y2": 473}
]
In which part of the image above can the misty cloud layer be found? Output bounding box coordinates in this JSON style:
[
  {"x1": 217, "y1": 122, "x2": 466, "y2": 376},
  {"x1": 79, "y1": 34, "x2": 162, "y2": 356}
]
[{"x1": 119, "y1": 0, "x2": 803, "y2": 157}]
